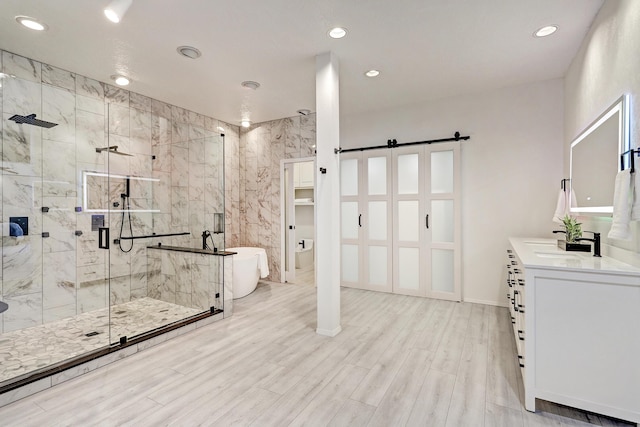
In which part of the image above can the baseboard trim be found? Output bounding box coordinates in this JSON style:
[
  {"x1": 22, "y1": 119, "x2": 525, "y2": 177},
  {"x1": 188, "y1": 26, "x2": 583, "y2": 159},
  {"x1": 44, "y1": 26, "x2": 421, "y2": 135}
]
[
  {"x1": 316, "y1": 325, "x2": 342, "y2": 337},
  {"x1": 463, "y1": 298, "x2": 507, "y2": 307}
]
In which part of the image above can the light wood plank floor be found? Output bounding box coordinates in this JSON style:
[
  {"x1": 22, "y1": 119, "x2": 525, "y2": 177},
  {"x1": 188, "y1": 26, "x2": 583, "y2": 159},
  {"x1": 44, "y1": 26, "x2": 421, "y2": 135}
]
[{"x1": 0, "y1": 282, "x2": 634, "y2": 426}]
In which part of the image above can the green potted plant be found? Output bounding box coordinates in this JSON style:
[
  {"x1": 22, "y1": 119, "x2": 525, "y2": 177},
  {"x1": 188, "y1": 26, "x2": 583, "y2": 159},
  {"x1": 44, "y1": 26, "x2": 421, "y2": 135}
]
[
  {"x1": 561, "y1": 215, "x2": 582, "y2": 243},
  {"x1": 557, "y1": 215, "x2": 590, "y2": 252}
]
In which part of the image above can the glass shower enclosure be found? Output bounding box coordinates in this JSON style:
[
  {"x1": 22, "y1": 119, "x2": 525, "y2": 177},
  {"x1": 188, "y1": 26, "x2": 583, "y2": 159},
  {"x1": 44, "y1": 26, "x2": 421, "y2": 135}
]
[{"x1": 1, "y1": 64, "x2": 225, "y2": 391}]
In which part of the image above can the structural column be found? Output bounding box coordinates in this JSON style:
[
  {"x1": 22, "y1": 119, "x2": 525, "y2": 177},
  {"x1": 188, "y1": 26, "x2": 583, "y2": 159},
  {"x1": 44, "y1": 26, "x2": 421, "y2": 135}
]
[{"x1": 315, "y1": 52, "x2": 341, "y2": 336}]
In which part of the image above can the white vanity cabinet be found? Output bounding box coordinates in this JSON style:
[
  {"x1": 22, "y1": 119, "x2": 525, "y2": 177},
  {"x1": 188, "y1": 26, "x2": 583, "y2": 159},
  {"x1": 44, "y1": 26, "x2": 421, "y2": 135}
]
[{"x1": 508, "y1": 238, "x2": 640, "y2": 424}]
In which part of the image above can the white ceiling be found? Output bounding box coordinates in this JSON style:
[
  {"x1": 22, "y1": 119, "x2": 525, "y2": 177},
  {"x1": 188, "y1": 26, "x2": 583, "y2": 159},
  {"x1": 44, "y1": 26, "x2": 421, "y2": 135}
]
[{"x1": 0, "y1": 0, "x2": 603, "y2": 125}]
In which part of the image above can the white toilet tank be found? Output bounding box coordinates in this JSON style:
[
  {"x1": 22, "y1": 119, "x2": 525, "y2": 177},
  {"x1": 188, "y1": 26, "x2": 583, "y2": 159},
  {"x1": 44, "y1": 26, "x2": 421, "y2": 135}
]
[{"x1": 295, "y1": 239, "x2": 314, "y2": 269}]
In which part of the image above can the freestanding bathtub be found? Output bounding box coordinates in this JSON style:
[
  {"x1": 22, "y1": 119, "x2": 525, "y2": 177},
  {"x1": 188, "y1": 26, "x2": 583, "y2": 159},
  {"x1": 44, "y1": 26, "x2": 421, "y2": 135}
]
[{"x1": 226, "y1": 247, "x2": 269, "y2": 299}]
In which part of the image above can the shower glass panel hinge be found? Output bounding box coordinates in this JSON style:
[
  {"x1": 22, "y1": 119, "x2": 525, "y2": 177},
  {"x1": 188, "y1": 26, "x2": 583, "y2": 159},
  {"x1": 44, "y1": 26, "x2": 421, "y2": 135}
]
[
  {"x1": 42, "y1": 232, "x2": 49, "y2": 238},
  {"x1": 41, "y1": 207, "x2": 49, "y2": 213},
  {"x1": 119, "y1": 336, "x2": 127, "y2": 345}
]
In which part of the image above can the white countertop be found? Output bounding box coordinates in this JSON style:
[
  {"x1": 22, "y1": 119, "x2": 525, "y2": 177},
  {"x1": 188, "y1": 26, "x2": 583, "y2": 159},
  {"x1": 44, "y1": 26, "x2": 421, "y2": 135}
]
[{"x1": 509, "y1": 237, "x2": 640, "y2": 278}]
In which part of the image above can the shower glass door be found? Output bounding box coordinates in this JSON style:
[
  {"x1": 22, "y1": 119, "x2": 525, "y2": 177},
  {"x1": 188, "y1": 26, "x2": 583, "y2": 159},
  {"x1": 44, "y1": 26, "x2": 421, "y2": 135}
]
[
  {"x1": 104, "y1": 103, "x2": 225, "y2": 346},
  {"x1": 0, "y1": 66, "x2": 115, "y2": 387}
]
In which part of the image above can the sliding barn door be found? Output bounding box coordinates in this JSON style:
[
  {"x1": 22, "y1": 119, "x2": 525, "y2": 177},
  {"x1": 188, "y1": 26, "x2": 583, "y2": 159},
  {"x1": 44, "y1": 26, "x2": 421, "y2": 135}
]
[
  {"x1": 425, "y1": 142, "x2": 461, "y2": 301},
  {"x1": 392, "y1": 147, "x2": 427, "y2": 296},
  {"x1": 340, "y1": 150, "x2": 392, "y2": 292},
  {"x1": 341, "y1": 143, "x2": 460, "y2": 301},
  {"x1": 340, "y1": 153, "x2": 363, "y2": 288}
]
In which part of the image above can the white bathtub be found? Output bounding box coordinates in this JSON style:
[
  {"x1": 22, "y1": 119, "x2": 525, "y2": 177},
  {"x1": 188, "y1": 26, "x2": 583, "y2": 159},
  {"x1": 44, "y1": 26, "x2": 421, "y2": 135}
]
[{"x1": 226, "y1": 247, "x2": 268, "y2": 299}]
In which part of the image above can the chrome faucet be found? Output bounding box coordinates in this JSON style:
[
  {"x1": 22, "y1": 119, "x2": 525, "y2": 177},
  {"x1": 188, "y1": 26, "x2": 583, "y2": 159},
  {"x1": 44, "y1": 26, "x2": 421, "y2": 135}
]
[{"x1": 577, "y1": 231, "x2": 601, "y2": 257}]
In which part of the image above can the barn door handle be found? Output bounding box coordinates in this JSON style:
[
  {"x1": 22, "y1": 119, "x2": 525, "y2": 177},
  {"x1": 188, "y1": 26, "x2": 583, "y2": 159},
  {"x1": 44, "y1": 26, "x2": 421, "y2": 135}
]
[
  {"x1": 358, "y1": 214, "x2": 362, "y2": 227},
  {"x1": 425, "y1": 214, "x2": 429, "y2": 229}
]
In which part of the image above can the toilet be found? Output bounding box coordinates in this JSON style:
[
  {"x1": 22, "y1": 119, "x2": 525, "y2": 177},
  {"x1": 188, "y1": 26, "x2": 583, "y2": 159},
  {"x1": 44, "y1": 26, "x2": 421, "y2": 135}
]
[{"x1": 295, "y1": 239, "x2": 314, "y2": 269}]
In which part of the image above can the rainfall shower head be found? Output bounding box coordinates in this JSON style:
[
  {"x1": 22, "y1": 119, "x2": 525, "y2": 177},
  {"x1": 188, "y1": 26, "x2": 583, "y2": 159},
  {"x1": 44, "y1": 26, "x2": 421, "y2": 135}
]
[
  {"x1": 9, "y1": 113, "x2": 58, "y2": 128},
  {"x1": 95, "y1": 146, "x2": 133, "y2": 156}
]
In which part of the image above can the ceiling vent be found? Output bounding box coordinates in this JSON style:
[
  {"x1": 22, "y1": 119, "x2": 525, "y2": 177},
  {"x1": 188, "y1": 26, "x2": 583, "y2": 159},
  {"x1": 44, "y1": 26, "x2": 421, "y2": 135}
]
[
  {"x1": 177, "y1": 46, "x2": 202, "y2": 59},
  {"x1": 241, "y1": 81, "x2": 260, "y2": 90}
]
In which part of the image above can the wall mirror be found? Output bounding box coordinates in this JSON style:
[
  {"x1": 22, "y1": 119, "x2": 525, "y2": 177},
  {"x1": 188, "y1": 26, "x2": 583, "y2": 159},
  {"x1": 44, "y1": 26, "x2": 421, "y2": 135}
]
[{"x1": 570, "y1": 95, "x2": 629, "y2": 214}]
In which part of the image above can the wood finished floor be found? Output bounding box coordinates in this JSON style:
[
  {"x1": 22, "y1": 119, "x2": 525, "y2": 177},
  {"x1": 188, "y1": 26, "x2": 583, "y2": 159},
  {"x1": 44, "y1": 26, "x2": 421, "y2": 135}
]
[{"x1": 0, "y1": 281, "x2": 634, "y2": 426}]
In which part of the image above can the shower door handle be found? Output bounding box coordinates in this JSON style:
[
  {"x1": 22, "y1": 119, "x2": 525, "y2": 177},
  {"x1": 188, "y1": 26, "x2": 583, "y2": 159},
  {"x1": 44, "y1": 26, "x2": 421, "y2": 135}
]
[{"x1": 98, "y1": 227, "x2": 110, "y2": 249}]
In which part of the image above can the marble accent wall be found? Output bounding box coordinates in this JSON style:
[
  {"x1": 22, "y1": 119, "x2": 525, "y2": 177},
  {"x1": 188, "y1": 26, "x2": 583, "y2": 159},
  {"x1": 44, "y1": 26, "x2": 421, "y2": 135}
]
[
  {"x1": 0, "y1": 49, "x2": 235, "y2": 333},
  {"x1": 238, "y1": 115, "x2": 316, "y2": 281}
]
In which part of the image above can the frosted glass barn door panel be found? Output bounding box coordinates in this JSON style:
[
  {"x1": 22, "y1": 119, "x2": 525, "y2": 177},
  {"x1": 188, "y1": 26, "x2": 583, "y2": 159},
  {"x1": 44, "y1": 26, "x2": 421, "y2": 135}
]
[
  {"x1": 431, "y1": 150, "x2": 454, "y2": 194},
  {"x1": 341, "y1": 202, "x2": 359, "y2": 240},
  {"x1": 340, "y1": 153, "x2": 363, "y2": 288},
  {"x1": 341, "y1": 244, "x2": 359, "y2": 283},
  {"x1": 397, "y1": 248, "x2": 421, "y2": 291},
  {"x1": 340, "y1": 158, "x2": 359, "y2": 196},
  {"x1": 392, "y1": 147, "x2": 426, "y2": 296},
  {"x1": 368, "y1": 246, "x2": 388, "y2": 286},
  {"x1": 432, "y1": 249, "x2": 455, "y2": 293},
  {"x1": 425, "y1": 142, "x2": 461, "y2": 301},
  {"x1": 362, "y1": 151, "x2": 392, "y2": 292},
  {"x1": 367, "y1": 156, "x2": 387, "y2": 196},
  {"x1": 368, "y1": 201, "x2": 387, "y2": 241},
  {"x1": 431, "y1": 200, "x2": 454, "y2": 243}
]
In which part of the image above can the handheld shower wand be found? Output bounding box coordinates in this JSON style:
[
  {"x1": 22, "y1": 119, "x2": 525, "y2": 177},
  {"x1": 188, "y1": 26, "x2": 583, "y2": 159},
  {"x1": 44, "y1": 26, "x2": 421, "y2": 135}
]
[{"x1": 118, "y1": 178, "x2": 133, "y2": 253}]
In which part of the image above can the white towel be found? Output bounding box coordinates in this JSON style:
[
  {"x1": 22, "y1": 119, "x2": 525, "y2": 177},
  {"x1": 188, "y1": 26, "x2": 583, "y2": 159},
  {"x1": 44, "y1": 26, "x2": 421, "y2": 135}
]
[
  {"x1": 631, "y1": 169, "x2": 640, "y2": 221},
  {"x1": 552, "y1": 188, "x2": 577, "y2": 224},
  {"x1": 608, "y1": 169, "x2": 632, "y2": 240},
  {"x1": 257, "y1": 249, "x2": 270, "y2": 278}
]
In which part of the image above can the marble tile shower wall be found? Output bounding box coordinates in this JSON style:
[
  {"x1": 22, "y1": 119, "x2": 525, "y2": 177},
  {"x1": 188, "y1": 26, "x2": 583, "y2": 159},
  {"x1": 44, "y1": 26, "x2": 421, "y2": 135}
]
[
  {"x1": 0, "y1": 50, "x2": 238, "y2": 333},
  {"x1": 146, "y1": 249, "x2": 223, "y2": 312},
  {"x1": 238, "y1": 115, "x2": 316, "y2": 281}
]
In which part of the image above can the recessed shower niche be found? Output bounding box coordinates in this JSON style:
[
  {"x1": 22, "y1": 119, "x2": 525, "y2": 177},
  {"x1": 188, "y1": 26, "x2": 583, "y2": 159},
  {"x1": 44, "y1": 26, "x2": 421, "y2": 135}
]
[{"x1": 0, "y1": 49, "x2": 229, "y2": 395}]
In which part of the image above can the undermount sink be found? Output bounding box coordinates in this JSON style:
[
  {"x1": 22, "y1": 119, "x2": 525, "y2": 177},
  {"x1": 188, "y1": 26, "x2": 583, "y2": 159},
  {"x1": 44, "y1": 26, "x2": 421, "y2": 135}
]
[
  {"x1": 534, "y1": 251, "x2": 580, "y2": 260},
  {"x1": 523, "y1": 241, "x2": 555, "y2": 246}
]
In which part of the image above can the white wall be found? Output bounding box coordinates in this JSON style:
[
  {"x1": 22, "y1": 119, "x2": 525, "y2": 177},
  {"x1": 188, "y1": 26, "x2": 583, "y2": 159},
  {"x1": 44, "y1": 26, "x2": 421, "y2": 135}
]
[
  {"x1": 564, "y1": 0, "x2": 640, "y2": 268},
  {"x1": 342, "y1": 79, "x2": 564, "y2": 306}
]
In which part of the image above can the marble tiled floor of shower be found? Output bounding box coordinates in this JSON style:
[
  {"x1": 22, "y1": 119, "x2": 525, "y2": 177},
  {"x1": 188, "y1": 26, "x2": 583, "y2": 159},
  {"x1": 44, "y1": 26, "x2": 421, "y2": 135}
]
[{"x1": 0, "y1": 298, "x2": 203, "y2": 385}]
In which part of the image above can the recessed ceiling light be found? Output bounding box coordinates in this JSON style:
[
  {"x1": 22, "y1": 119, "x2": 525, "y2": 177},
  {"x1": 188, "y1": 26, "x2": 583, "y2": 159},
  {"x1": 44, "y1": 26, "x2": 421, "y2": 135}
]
[
  {"x1": 15, "y1": 16, "x2": 47, "y2": 31},
  {"x1": 111, "y1": 75, "x2": 130, "y2": 86},
  {"x1": 104, "y1": 0, "x2": 133, "y2": 23},
  {"x1": 328, "y1": 27, "x2": 347, "y2": 39},
  {"x1": 216, "y1": 126, "x2": 225, "y2": 132},
  {"x1": 177, "y1": 46, "x2": 201, "y2": 59},
  {"x1": 241, "y1": 81, "x2": 260, "y2": 90},
  {"x1": 241, "y1": 120, "x2": 251, "y2": 128},
  {"x1": 365, "y1": 70, "x2": 380, "y2": 78},
  {"x1": 534, "y1": 25, "x2": 558, "y2": 38}
]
